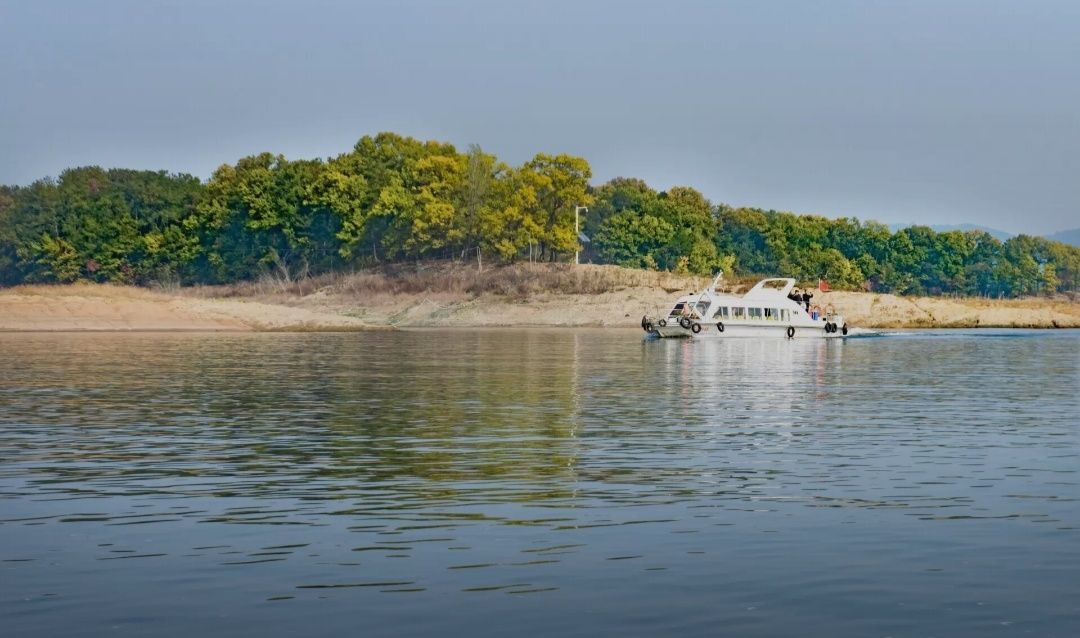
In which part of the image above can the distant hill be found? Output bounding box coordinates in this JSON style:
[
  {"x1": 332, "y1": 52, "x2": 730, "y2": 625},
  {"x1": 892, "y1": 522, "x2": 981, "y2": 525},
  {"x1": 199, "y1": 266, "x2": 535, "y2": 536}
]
[
  {"x1": 1045, "y1": 228, "x2": 1080, "y2": 247},
  {"x1": 886, "y1": 223, "x2": 1014, "y2": 242},
  {"x1": 884, "y1": 222, "x2": 1080, "y2": 248}
]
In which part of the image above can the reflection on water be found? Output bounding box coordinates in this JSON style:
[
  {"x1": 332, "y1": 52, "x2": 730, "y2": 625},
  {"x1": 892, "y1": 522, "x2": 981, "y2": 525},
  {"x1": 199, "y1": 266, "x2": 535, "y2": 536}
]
[{"x1": 1, "y1": 329, "x2": 1078, "y2": 637}]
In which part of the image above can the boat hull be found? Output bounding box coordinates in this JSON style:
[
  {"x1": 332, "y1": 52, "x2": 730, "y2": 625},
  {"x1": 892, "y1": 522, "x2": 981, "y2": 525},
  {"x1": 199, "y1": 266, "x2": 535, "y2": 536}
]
[{"x1": 651, "y1": 321, "x2": 844, "y2": 339}]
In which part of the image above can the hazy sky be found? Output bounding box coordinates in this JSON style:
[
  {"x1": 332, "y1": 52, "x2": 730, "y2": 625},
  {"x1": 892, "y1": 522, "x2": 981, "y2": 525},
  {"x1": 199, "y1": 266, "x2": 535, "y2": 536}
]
[{"x1": 2, "y1": 0, "x2": 1078, "y2": 234}]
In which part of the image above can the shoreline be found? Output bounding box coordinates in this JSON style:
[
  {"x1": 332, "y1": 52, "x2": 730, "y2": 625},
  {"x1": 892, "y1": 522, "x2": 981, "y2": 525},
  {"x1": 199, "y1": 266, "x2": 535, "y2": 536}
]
[{"x1": 2, "y1": 272, "x2": 1078, "y2": 332}]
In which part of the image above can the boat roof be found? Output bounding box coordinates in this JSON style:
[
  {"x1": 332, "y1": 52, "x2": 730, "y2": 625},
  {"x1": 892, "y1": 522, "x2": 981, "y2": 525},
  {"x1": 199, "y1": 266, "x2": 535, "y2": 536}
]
[
  {"x1": 673, "y1": 277, "x2": 799, "y2": 304},
  {"x1": 743, "y1": 278, "x2": 797, "y2": 299}
]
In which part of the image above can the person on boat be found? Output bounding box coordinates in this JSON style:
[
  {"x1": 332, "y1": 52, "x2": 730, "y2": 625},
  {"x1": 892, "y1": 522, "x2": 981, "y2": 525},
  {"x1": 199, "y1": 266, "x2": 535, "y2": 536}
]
[
  {"x1": 801, "y1": 289, "x2": 813, "y2": 312},
  {"x1": 788, "y1": 288, "x2": 802, "y2": 304}
]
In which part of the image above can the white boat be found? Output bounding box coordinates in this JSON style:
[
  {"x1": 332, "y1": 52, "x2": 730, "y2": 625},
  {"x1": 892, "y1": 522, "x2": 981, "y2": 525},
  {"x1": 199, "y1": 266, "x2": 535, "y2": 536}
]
[{"x1": 642, "y1": 274, "x2": 849, "y2": 339}]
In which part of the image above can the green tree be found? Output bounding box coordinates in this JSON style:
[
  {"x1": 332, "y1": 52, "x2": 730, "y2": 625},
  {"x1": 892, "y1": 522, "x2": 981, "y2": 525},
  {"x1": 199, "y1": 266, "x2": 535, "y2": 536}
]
[
  {"x1": 192, "y1": 154, "x2": 340, "y2": 281},
  {"x1": 4, "y1": 130, "x2": 1079, "y2": 297},
  {"x1": 27, "y1": 235, "x2": 82, "y2": 282},
  {"x1": 459, "y1": 145, "x2": 500, "y2": 262},
  {"x1": 0, "y1": 186, "x2": 19, "y2": 285},
  {"x1": 594, "y1": 210, "x2": 676, "y2": 269},
  {"x1": 328, "y1": 132, "x2": 458, "y2": 262}
]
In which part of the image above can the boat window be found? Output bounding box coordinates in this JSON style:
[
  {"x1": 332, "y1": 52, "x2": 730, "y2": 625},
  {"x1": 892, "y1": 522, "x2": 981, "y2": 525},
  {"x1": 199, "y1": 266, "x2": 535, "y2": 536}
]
[
  {"x1": 668, "y1": 303, "x2": 686, "y2": 317},
  {"x1": 781, "y1": 309, "x2": 789, "y2": 321},
  {"x1": 732, "y1": 307, "x2": 745, "y2": 319},
  {"x1": 748, "y1": 307, "x2": 763, "y2": 320},
  {"x1": 765, "y1": 308, "x2": 777, "y2": 320},
  {"x1": 694, "y1": 301, "x2": 710, "y2": 317},
  {"x1": 716, "y1": 306, "x2": 730, "y2": 319}
]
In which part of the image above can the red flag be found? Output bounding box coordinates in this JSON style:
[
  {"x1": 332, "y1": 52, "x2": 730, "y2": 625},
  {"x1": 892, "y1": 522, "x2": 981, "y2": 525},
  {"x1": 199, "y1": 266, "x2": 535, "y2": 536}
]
[{"x1": 818, "y1": 279, "x2": 830, "y2": 292}]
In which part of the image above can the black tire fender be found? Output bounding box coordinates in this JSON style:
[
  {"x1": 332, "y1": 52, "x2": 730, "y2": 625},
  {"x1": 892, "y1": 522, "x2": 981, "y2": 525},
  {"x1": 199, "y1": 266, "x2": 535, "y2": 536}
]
[
  {"x1": 716, "y1": 322, "x2": 725, "y2": 333},
  {"x1": 645, "y1": 322, "x2": 654, "y2": 333},
  {"x1": 691, "y1": 322, "x2": 702, "y2": 334},
  {"x1": 786, "y1": 326, "x2": 795, "y2": 339},
  {"x1": 841, "y1": 324, "x2": 848, "y2": 336},
  {"x1": 679, "y1": 317, "x2": 692, "y2": 330},
  {"x1": 658, "y1": 318, "x2": 667, "y2": 328}
]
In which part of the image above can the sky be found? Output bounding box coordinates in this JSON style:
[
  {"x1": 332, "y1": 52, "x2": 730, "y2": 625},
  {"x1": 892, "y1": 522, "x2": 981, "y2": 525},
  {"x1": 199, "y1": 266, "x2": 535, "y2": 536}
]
[{"x1": 1, "y1": 0, "x2": 1078, "y2": 235}]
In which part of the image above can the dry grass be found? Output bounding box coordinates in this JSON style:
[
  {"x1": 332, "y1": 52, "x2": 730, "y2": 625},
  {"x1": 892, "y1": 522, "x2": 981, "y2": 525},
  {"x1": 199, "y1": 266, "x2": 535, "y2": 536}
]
[
  {"x1": 0, "y1": 281, "x2": 166, "y2": 300},
  {"x1": 183, "y1": 262, "x2": 713, "y2": 301}
]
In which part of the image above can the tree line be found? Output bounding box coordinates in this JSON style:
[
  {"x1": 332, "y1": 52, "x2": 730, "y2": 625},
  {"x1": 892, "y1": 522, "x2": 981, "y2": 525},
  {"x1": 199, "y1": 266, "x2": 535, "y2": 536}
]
[{"x1": 1, "y1": 132, "x2": 1077, "y2": 296}]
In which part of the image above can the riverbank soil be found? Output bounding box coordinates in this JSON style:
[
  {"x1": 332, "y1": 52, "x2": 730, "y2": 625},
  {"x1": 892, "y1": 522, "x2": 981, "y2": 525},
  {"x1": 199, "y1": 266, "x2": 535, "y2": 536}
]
[
  {"x1": 0, "y1": 284, "x2": 377, "y2": 331},
  {"x1": 2, "y1": 264, "x2": 1077, "y2": 331}
]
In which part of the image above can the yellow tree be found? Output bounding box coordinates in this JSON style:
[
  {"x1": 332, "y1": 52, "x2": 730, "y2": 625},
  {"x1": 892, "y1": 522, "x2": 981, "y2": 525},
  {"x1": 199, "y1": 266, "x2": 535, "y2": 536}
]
[
  {"x1": 477, "y1": 165, "x2": 543, "y2": 262},
  {"x1": 519, "y1": 154, "x2": 593, "y2": 261},
  {"x1": 401, "y1": 154, "x2": 467, "y2": 256}
]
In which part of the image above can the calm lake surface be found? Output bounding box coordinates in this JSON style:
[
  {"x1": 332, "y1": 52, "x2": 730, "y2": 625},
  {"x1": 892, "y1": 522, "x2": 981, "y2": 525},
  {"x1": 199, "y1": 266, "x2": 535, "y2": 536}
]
[{"x1": 2, "y1": 329, "x2": 1078, "y2": 637}]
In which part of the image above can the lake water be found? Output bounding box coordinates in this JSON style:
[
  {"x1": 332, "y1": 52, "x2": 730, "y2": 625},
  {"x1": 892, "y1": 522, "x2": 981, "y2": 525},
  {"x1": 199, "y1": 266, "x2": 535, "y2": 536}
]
[{"x1": 1, "y1": 329, "x2": 1078, "y2": 637}]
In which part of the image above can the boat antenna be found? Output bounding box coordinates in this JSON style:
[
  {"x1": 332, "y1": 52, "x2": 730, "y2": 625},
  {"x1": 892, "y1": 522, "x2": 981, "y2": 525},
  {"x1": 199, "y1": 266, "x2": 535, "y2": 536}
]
[
  {"x1": 692, "y1": 271, "x2": 724, "y2": 319},
  {"x1": 708, "y1": 271, "x2": 724, "y2": 294}
]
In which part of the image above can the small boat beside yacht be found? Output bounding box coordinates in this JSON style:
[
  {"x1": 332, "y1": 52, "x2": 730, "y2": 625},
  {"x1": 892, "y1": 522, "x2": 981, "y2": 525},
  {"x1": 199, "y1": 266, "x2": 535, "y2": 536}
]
[{"x1": 641, "y1": 274, "x2": 849, "y2": 339}]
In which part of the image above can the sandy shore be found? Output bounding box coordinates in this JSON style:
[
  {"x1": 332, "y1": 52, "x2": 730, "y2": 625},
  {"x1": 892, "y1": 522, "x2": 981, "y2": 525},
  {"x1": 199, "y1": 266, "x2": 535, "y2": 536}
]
[
  {"x1": 2, "y1": 275, "x2": 1078, "y2": 331},
  {"x1": 816, "y1": 291, "x2": 1080, "y2": 329},
  {"x1": 0, "y1": 284, "x2": 379, "y2": 332}
]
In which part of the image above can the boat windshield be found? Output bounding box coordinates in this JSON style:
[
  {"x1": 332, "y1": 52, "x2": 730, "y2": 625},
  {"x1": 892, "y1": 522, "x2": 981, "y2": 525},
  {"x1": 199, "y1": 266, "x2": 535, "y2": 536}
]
[{"x1": 668, "y1": 301, "x2": 710, "y2": 319}]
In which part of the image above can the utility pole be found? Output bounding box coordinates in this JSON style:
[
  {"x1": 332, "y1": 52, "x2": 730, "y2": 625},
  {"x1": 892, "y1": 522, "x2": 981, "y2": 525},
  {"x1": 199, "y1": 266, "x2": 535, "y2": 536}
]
[{"x1": 574, "y1": 206, "x2": 588, "y2": 265}]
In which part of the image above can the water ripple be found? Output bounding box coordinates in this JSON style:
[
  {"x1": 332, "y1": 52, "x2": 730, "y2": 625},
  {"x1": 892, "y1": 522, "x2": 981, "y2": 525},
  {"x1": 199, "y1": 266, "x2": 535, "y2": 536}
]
[{"x1": 1, "y1": 329, "x2": 1078, "y2": 637}]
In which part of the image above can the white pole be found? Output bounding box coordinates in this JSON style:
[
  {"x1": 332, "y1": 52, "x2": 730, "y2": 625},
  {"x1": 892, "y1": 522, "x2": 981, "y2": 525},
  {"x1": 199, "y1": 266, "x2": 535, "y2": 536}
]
[
  {"x1": 575, "y1": 206, "x2": 580, "y2": 265},
  {"x1": 574, "y1": 206, "x2": 588, "y2": 265}
]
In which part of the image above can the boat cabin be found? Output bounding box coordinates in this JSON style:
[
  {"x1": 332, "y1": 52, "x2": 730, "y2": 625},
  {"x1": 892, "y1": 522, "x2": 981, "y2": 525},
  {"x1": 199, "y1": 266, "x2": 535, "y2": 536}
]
[
  {"x1": 646, "y1": 275, "x2": 847, "y2": 338},
  {"x1": 666, "y1": 278, "x2": 805, "y2": 323}
]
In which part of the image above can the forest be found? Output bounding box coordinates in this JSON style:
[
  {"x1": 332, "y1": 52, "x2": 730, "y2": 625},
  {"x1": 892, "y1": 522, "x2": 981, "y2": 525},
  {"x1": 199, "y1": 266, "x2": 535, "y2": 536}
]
[{"x1": 1, "y1": 131, "x2": 1077, "y2": 297}]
